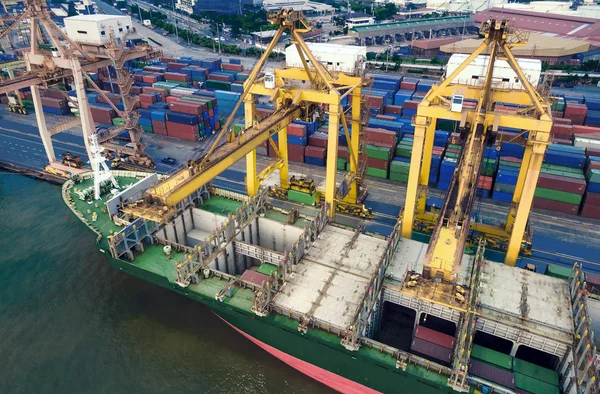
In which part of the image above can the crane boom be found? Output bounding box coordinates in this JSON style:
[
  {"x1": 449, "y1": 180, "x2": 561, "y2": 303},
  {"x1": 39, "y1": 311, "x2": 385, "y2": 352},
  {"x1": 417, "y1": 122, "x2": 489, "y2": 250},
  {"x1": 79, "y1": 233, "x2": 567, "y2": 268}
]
[{"x1": 146, "y1": 105, "x2": 303, "y2": 207}]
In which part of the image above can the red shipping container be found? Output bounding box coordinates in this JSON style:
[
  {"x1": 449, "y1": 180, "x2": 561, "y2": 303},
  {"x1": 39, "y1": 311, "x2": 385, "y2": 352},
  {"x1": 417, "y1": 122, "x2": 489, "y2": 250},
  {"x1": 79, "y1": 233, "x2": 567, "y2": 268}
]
[
  {"x1": 152, "y1": 120, "x2": 167, "y2": 134},
  {"x1": 171, "y1": 101, "x2": 205, "y2": 115},
  {"x1": 208, "y1": 74, "x2": 232, "y2": 82},
  {"x1": 400, "y1": 81, "x2": 417, "y2": 90},
  {"x1": 41, "y1": 97, "x2": 66, "y2": 108},
  {"x1": 43, "y1": 89, "x2": 65, "y2": 99},
  {"x1": 142, "y1": 75, "x2": 158, "y2": 84},
  {"x1": 139, "y1": 93, "x2": 157, "y2": 104},
  {"x1": 164, "y1": 72, "x2": 188, "y2": 82},
  {"x1": 309, "y1": 134, "x2": 328, "y2": 148},
  {"x1": 403, "y1": 100, "x2": 419, "y2": 111},
  {"x1": 305, "y1": 146, "x2": 326, "y2": 159},
  {"x1": 139, "y1": 101, "x2": 151, "y2": 109},
  {"x1": 573, "y1": 125, "x2": 600, "y2": 135},
  {"x1": 367, "y1": 157, "x2": 389, "y2": 170},
  {"x1": 477, "y1": 176, "x2": 493, "y2": 190},
  {"x1": 384, "y1": 105, "x2": 403, "y2": 115},
  {"x1": 538, "y1": 173, "x2": 585, "y2": 194},
  {"x1": 90, "y1": 106, "x2": 115, "y2": 124},
  {"x1": 551, "y1": 124, "x2": 573, "y2": 139},
  {"x1": 167, "y1": 62, "x2": 187, "y2": 70},
  {"x1": 584, "y1": 191, "x2": 600, "y2": 207},
  {"x1": 166, "y1": 96, "x2": 179, "y2": 104},
  {"x1": 365, "y1": 95, "x2": 384, "y2": 110},
  {"x1": 587, "y1": 148, "x2": 600, "y2": 158},
  {"x1": 366, "y1": 127, "x2": 396, "y2": 146},
  {"x1": 450, "y1": 132, "x2": 463, "y2": 145},
  {"x1": 222, "y1": 63, "x2": 243, "y2": 72},
  {"x1": 287, "y1": 123, "x2": 306, "y2": 137},
  {"x1": 142, "y1": 87, "x2": 168, "y2": 101},
  {"x1": 533, "y1": 197, "x2": 578, "y2": 215},
  {"x1": 130, "y1": 86, "x2": 143, "y2": 95},
  {"x1": 97, "y1": 92, "x2": 121, "y2": 104},
  {"x1": 565, "y1": 114, "x2": 586, "y2": 125},
  {"x1": 375, "y1": 114, "x2": 396, "y2": 121},
  {"x1": 554, "y1": 117, "x2": 572, "y2": 125},
  {"x1": 581, "y1": 204, "x2": 600, "y2": 219},
  {"x1": 338, "y1": 145, "x2": 349, "y2": 160},
  {"x1": 414, "y1": 325, "x2": 455, "y2": 349},
  {"x1": 410, "y1": 337, "x2": 451, "y2": 364},
  {"x1": 160, "y1": 56, "x2": 176, "y2": 63},
  {"x1": 289, "y1": 144, "x2": 305, "y2": 163}
]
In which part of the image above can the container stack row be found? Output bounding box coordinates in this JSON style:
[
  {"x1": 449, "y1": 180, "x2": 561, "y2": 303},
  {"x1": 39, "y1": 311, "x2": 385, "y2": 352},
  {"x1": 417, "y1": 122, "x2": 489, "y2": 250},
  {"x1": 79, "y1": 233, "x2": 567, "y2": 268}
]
[{"x1": 409, "y1": 325, "x2": 455, "y2": 367}]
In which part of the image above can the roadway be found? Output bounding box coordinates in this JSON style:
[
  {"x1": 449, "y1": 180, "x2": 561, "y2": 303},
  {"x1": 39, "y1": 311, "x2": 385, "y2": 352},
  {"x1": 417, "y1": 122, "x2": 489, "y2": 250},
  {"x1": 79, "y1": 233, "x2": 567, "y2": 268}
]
[{"x1": 1, "y1": 107, "x2": 599, "y2": 272}]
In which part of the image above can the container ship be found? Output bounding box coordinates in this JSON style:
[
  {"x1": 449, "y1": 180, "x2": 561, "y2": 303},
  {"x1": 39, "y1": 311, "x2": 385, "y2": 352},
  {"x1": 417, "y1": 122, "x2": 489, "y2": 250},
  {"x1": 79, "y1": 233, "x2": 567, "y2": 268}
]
[{"x1": 58, "y1": 12, "x2": 600, "y2": 394}]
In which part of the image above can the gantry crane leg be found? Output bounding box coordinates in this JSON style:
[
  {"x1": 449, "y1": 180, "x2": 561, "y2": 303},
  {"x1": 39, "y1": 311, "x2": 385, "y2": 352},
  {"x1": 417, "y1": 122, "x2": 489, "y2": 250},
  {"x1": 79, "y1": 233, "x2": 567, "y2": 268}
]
[
  {"x1": 245, "y1": 93, "x2": 258, "y2": 196},
  {"x1": 278, "y1": 125, "x2": 289, "y2": 189},
  {"x1": 325, "y1": 101, "x2": 340, "y2": 217},
  {"x1": 402, "y1": 115, "x2": 428, "y2": 238},
  {"x1": 505, "y1": 146, "x2": 544, "y2": 266},
  {"x1": 30, "y1": 85, "x2": 55, "y2": 162},
  {"x1": 417, "y1": 117, "x2": 437, "y2": 214},
  {"x1": 505, "y1": 144, "x2": 532, "y2": 232},
  {"x1": 344, "y1": 88, "x2": 362, "y2": 203}
]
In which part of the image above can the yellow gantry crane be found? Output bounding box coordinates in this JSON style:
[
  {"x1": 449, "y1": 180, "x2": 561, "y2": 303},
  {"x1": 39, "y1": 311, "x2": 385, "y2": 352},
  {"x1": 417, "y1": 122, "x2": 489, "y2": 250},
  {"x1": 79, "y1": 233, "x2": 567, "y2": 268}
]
[
  {"x1": 126, "y1": 9, "x2": 369, "y2": 222},
  {"x1": 402, "y1": 19, "x2": 552, "y2": 276}
]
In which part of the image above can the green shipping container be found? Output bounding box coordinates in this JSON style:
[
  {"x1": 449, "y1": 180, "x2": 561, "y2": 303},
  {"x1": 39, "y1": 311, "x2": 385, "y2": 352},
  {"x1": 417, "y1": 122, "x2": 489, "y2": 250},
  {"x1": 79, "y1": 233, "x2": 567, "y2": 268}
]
[
  {"x1": 337, "y1": 157, "x2": 347, "y2": 171},
  {"x1": 534, "y1": 187, "x2": 582, "y2": 205},
  {"x1": 471, "y1": 345, "x2": 513, "y2": 370},
  {"x1": 206, "y1": 80, "x2": 231, "y2": 91},
  {"x1": 395, "y1": 145, "x2": 412, "y2": 158},
  {"x1": 366, "y1": 144, "x2": 391, "y2": 160},
  {"x1": 112, "y1": 117, "x2": 126, "y2": 127},
  {"x1": 389, "y1": 172, "x2": 408, "y2": 183},
  {"x1": 181, "y1": 96, "x2": 213, "y2": 109},
  {"x1": 366, "y1": 166, "x2": 388, "y2": 179},
  {"x1": 233, "y1": 123, "x2": 245, "y2": 135},
  {"x1": 513, "y1": 359, "x2": 559, "y2": 386},
  {"x1": 546, "y1": 264, "x2": 572, "y2": 280},
  {"x1": 257, "y1": 263, "x2": 278, "y2": 276},
  {"x1": 445, "y1": 152, "x2": 460, "y2": 159},
  {"x1": 514, "y1": 373, "x2": 559, "y2": 394},
  {"x1": 287, "y1": 189, "x2": 317, "y2": 205},
  {"x1": 390, "y1": 161, "x2": 410, "y2": 175},
  {"x1": 499, "y1": 158, "x2": 521, "y2": 168},
  {"x1": 141, "y1": 125, "x2": 153, "y2": 133},
  {"x1": 588, "y1": 169, "x2": 600, "y2": 184},
  {"x1": 541, "y1": 164, "x2": 585, "y2": 180},
  {"x1": 437, "y1": 119, "x2": 457, "y2": 132},
  {"x1": 495, "y1": 183, "x2": 516, "y2": 194}
]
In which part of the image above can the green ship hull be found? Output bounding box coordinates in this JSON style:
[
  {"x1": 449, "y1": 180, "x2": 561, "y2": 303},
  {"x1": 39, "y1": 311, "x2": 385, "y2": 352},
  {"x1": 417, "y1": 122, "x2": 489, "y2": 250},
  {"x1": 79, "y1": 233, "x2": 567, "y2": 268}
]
[{"x1": 100, "y1": 247, "x2": 459, "y2": 394}]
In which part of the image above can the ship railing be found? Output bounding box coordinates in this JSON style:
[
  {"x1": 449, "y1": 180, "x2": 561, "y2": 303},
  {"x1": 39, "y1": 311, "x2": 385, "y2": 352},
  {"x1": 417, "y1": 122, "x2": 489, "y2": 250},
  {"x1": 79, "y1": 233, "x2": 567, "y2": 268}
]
[
  {"x1": 568, "y1": 263, "x2": 600, "y2": 394},
  {"x1": 209, "y1": 187, "x2": 249, "y2": 203},
  {"x1": 341, "y1": 216, "x2": 403, "y2": 351},
  {"x1": 174, "y1": 189, "x2": 269, "y2": 287}
]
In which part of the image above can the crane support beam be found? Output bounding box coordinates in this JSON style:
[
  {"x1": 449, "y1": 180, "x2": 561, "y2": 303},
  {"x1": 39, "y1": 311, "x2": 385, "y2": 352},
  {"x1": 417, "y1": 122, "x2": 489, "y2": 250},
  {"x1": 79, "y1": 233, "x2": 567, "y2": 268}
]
[
  {"x1": 148, "y1": 106, "x2": 302, "y2": 207},
  {"x1": 403, "y1": 19, "x2": 552, "y2": 277}
]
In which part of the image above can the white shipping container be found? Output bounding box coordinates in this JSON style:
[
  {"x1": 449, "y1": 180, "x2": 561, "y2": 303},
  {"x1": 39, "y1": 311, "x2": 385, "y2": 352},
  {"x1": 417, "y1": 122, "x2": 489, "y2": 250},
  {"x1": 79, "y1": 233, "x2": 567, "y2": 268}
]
[
  {"x1": 446, "y1": 54, "x2": 541, "y2": 90},
  {"x1": 574, "y1": 137, "x2": 600, "y2": 149},
  {"x1": 64, "y1": 14, "x2": 133, "y2": 46},
  {"x1": 285, "y1": 43, "x2": 366, "y2": 74}
]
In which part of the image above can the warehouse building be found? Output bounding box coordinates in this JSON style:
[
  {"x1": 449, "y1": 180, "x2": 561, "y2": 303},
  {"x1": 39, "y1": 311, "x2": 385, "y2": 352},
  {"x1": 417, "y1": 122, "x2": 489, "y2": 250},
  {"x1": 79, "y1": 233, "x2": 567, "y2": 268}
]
[
  {"x1": 349, "y1": 16, "x2": 475, "y2": 46},
  {"x1": 473, "y1": 8, "x2": 600, "y2": 41},
  {"x1": 440, "y1": 33, "x2": 591, "y2": 65}
]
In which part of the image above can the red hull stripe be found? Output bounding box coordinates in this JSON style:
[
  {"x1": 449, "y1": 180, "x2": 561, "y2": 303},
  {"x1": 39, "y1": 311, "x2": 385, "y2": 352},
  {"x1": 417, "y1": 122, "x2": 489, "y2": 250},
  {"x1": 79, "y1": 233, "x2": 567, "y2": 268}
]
[{"x1": 218, "y1": 317, "x2": 382, "y2": 394}]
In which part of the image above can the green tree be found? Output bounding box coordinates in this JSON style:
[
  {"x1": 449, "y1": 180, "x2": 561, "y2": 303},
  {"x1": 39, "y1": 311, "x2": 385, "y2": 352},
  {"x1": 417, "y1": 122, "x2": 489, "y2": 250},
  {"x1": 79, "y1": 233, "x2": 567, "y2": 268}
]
[{"x1": 374, "y1": 3, "x2": 397, "y2": 21}]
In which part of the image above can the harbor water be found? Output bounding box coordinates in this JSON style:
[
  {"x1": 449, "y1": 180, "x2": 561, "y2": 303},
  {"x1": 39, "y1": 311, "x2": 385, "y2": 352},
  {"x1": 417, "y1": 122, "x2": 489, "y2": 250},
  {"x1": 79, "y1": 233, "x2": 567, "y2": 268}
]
[{"x1": 0, "y1": 172, "x2": 332, "y2": 394}]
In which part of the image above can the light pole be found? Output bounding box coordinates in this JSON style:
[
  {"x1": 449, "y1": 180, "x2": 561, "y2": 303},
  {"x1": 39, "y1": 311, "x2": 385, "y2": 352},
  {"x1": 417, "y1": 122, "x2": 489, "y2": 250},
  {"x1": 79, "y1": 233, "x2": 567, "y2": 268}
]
[
  {"x1": 385, "y1": 41, "x2": 391, "y2": 72},
  {"x1": 171, "y1": 0, "x2": 179, "y2": 43}
]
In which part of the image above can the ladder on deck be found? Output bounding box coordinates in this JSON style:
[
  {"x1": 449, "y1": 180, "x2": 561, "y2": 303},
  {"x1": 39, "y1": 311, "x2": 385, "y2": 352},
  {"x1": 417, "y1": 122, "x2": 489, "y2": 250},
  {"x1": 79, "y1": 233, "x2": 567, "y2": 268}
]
[{"x1": 448, "y1": 239, "x2": 486, "y2": 392}]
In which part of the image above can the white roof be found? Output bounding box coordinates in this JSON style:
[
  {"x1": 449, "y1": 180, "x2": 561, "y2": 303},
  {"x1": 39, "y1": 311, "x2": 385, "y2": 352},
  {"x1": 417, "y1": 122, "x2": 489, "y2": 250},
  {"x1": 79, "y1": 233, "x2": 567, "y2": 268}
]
[
  {"x1": 65, "y1": 14, "x2": 129, "y2": 22},
  {"x1": 305, "y1": 42, "x2": 367, "y2": 56}
]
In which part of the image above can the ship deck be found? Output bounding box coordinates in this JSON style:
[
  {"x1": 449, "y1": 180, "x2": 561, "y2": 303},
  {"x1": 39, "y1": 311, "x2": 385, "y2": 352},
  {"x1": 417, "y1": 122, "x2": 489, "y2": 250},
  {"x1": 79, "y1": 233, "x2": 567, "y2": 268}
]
[{"x1": 273, "y1": 226, "x2": 389, "y2": 329}]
